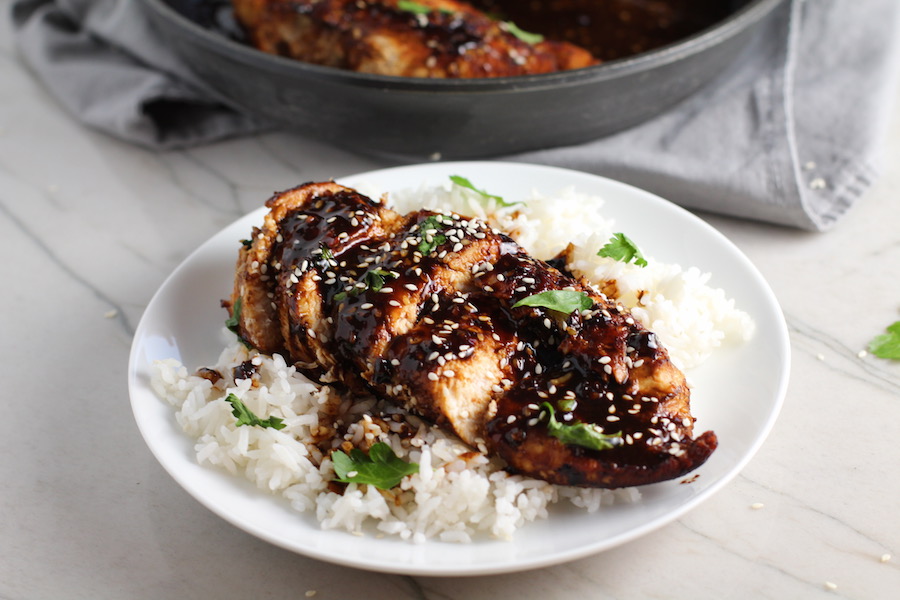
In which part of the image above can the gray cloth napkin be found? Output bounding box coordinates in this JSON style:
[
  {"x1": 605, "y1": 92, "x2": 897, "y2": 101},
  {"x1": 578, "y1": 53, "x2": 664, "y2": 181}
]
[{"x1": 11, "y1": 0, "x2": 900, "y2": 231}]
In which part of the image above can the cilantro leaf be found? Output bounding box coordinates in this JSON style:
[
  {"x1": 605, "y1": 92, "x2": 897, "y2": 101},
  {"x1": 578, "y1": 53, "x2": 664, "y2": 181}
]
[
  {"x1": 449, "y1": 175, "x2": 520, "y2": 208},
  {"x1": 225, "y1": 393, "x2": 286, "y2": 430},
  {"x1": 397, "y1": 0, "x2": 454, "y2": 14},
  {"x1": 541, "y1": 402, "x2": 621, "y2": 451},
  {"x1": 597, "y1": 233, "x2": 648, "y2": 267},
  {"x1": 225, "y1": 297, "x2": 241, "y2": 335},
  {"x1": 512, "y1": 290, "x2": 593, "y2": 314},
  {"x1": 502, "y1": 21, "x2": 544, "y2": 44},
  {"x1": 868, "y1": 320, "x2": 900, "y2": 359},
  {"x1": 364, "y1": 268, "x2": 393, "y2": 293},
  {"x1": 225, "y1": 297, "x2": 254, "y2": 349},
  {"x1": 417, "y1": 215, "x2": 449, "y2": 255},
  {"x1": 332, "y1": 442, "x2": 419, "y2": 490},
  {"x1": 334, "y1": 268, "x2": 396, "y2": 302}
]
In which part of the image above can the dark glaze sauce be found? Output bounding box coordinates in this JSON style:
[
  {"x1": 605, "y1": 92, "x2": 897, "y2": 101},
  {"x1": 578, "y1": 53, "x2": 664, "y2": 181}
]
[
  {"x1": 185, "y1": 0, "x2": 739, "y2": 64},
  {"x1": 473, "y1": 0, "x2": 736, "y2": 61},
  {"x1": 265, "y1": 187, "x2": 701, "y2": 484},
  {"x1": 471, "y1": 249, "x2": 687, "y2": 470}
]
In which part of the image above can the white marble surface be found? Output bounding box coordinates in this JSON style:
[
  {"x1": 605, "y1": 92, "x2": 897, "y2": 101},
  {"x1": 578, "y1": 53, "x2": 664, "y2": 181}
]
[{"x1": 3, "y1": 10, "x2": 900, "y2": 600}]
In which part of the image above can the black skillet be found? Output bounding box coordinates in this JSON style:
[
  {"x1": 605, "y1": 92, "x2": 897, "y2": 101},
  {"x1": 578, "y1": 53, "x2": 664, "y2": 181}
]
[{"x1": 138, "y1": 0, "x2": 784, "y2": 160}]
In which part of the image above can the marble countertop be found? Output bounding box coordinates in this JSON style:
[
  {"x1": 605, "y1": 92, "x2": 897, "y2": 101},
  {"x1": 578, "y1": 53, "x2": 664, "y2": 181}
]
[{"x1": 3, "y1": 11, "x2": 899, "y2": 600}]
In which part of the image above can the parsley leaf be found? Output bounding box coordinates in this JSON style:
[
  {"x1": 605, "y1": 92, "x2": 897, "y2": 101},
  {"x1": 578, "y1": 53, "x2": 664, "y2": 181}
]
[
  {"x1": 225, "y1": 393, "x2": 286, "y2": 430},
  {"x1": 512, "y1": 290, "x2": 593, "y2": 314},
  {"x1": 541, "y1": 402, "x2": 621, "y2": 451},
  {"x1": 597, "y1": 233, "x2": 648, "y2": 267},
  {"x1": 449, "y1": 175, "x2": 520, "y2": 207},
  {"x1": 417, "y1": 215, "x2": 449, "y2": 255},
  {"x1": 502, "y1": 21, "x2": 544, "y2": 44},
  {"x1": 319, "y1": 244, "x2": 334, "y2": 262},
  {"x1": 868, "y1": 320, "x2": 900, "y2": 359},
  {"x1": 332, "y1": 442, "x2": 419, "y2": 490}
]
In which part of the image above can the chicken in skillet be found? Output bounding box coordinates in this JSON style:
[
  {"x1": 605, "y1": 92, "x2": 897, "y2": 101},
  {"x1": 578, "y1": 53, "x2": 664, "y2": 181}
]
[
  {"x1": 231, "y1": 0, "x2": 597, "y2": 77},
  {"x1": 225, "y1": 181, "x2": 717, "y2": 488}
]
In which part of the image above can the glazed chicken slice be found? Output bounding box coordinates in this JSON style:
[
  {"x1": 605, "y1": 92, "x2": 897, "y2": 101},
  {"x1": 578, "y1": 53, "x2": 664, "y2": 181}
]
[
  {"x1": 226, "y1": 182, "x2": 717, "y2": 488},
  {"x1": 232, "y1": 0, "x2": 597, "y2": 78}
]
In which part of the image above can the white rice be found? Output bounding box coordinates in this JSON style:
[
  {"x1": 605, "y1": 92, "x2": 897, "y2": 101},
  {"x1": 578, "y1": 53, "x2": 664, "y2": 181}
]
[{"x1": 151, "y1": 181, "x2": 753, "y2": 543}]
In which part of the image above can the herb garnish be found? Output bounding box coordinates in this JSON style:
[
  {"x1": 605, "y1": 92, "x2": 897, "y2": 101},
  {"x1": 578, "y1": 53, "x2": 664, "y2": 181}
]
[
  {"x1": 449, "y1": 175, "x2": 520, "y2": 207},
  {"x1": 868, "y1": 320, "x2": 900, "y2": 359},
  {"x1": 332, "y1": 442, "x2": 420, "y2": 490},
  {"x1": 320, "y1": 244, "x2": 334, "y2": 262},
  {"x1": 512, "y1": 290, "x2": 593, "y2": 314},
  {"x1": 597, "y1": 233, "x2": 648, "y2": 267},
  {"x1": 334, "y1": 268, "x2": 396, "y2": 301},
  {"x1": 225, "y1": 393, "x2": 287, "y2": 430},
  {"x1": 224, "y1": 297, "x2": 253, "y2": 349},
  {"x1": 540, "y1": 402, "x2": 621, "y2": 451},
  {"x1": 397, "y1": 0, "x2": 453, "y2": 15},
  {"x1": 417, "y1": 215, "x2": 449, "y2": 256},
  {"x1": 501, "y1": 21, "x2": 544, "y2": 44}
]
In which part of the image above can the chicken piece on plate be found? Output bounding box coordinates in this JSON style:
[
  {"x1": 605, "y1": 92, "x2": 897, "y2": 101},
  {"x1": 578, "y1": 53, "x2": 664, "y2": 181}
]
[
  {"x1": 232, "y1": 0, "x2": 598, "y2": 77},
  {"x1": 226, "y1": 182, "x2": 717, "y2": 488}
]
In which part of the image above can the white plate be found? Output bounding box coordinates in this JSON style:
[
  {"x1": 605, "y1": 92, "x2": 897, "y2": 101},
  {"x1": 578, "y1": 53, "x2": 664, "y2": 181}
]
[{"x1": 128, "y1": 162, "x2": 790, "y2": 576}]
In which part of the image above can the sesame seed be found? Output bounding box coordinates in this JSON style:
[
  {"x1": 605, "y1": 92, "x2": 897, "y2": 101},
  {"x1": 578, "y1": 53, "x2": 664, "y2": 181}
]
[
  {"x1": 389, "y1": 300, "x2": 401, "y2": 307},
  {"x1": 823, "y1": 582, "x2": 837, "y2": 591},
  {"x1": 390, "y1": 359, "x2": 400, "y2": 366},
  {"x1": 750, "y1": 502, "x2": 764, "y2": 509},
  {"x1": 515, "y1": 286, "x2": 527, "y2": 292},
  {"x1": 880, "y1": 553, "x2": 891, "y2": 563},
  {"x1": 428, "y1": 351, "x2": 439, "y2": 361},
  {"x1": 507, "y1": 415, "x2": 517, "y2": 424},
  {"x1": 360, "y1": 303, "x2": 373, "y2": 309},
  {"x1": 427, "y1": 372, "x2": 439, "y2": 381},
  {"x1": 444, "y1": 370, "x2": 455, "y2": 378},
  {"x1": 543, "y1": 318, "x2": 552, "y2": 329},
  {"x1": 598, "y1": 356, "x2": 611, "y2": 364},
  {"x1": 603, "y1": 365, "x2": 613, "y2": 375}
]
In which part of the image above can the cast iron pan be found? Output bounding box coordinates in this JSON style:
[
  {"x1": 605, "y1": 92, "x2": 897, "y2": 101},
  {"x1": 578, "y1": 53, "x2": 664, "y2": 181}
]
[{"x1": 139, "y1": 0, "x2": 784, "y2": 160}]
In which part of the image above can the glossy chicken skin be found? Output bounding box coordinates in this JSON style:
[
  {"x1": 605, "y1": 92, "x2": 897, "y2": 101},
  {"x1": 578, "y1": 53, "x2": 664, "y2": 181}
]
[
  {"x1": 226, "y1": 182, "x2": 717, "y2": 488},
  {"x1": 232, "y1": 0, "x2": 597, "y2": 77}
]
